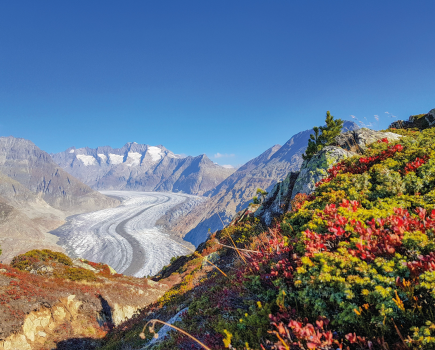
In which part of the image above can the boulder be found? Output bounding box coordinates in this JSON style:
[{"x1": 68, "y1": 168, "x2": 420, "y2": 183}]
[
  {"x1": 335, "y1": 128, "x2": 402, "y2": 153},
  {"x1": 201, "y1": 251, "x2": 220, "y2": 268},
  {"x1": 292, "y1": 146, "x2": 355, "y2": 198},
  {"x1": 255, "y1": 171, "x2": 299, "y2": 226}
]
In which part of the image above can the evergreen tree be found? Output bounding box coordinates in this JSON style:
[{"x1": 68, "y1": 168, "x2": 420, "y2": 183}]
[{"x1": 303, "y1": 111, "x2": 343, "y2": 160}]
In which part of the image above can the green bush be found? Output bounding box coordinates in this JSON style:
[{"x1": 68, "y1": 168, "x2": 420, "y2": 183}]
[
  {"x1": 11, "y1": 249, "x2": 73, "y2": 270},
  {"x1": 60, "y1": 267, "x2": 97, "y2": 282}
]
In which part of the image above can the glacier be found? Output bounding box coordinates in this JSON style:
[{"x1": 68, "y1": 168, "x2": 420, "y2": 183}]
[{"x1": 51, "y1": 191, "x2": 201, "y2": 277}]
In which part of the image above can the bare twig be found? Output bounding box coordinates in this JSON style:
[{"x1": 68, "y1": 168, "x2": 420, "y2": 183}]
[
  {"x1": 217, "y1": 212, "x2": 247, "y2": 264},
  {"x1": 391, "y1": 318, "x2": 408, "y2": 347},
  {"x1": 215, "y1": 241, "x2": 260, "y2": 253}
]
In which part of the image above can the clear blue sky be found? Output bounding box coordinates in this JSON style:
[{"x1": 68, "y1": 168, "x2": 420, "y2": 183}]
[{"x1": 1, "y1": 1, "x2": 434, "y2": 167}]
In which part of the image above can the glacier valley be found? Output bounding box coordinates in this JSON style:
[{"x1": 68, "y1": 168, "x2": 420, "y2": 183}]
[{"x1": 51, "y1": 191, "x2": 202, "y2": 277}]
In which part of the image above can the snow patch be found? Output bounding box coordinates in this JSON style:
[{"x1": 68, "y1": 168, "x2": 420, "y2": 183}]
[
  {"x1": 109, "y1": 154, "x2": 124, "y2": 165},
  {"x1": 97, "y1": 154, "x2": 107, "y2": 162},
  {"x1": 147, "y1": 146, "x2": 163, "y2": 162},
  {"x1": 76, "y1": 154, "x2": 97, "y2": 166},
  {"x1": 69, "y1": 149, "x2": 75, "y2": 153},
  {"x1": 126, "y1": 152, "x2": 142, "y2": 166}
]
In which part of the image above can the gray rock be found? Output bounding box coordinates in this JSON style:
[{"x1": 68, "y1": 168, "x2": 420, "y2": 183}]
[
  {"x1": 335, "y1": 128, "x2": 402, "y2": 153},
  {"x1": 72, "y1": 259, "x2": 97, "y2": 272},
  {"x1": 201, "y1": 251, "x2": 220, "y2": 268},
  {"x1": 426, "y1": 108, "x2": 435, "y2": 127},
  {"x1": 144, "y1": 308, "x2": 189, "y2": 348},
  {"x1": 292, "y1": 146, "x2": 355, "y2": 198},
  {"x1": 255, "y1": 171, "x2": 299, "y2": 226},
  {"x1": 389, "y1": 108, "x2": 435, "y2": 130}
]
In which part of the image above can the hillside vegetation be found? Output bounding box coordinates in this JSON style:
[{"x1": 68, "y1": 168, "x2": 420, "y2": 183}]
[
  {"x1": 0, "y1": 250, "x2": 168, "y2": 349},
  {"x1": 99, "y1": 124, "x2": 435, "y2": 349}
]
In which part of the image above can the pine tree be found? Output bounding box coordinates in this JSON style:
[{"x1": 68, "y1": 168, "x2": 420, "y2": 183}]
[{"x1": 302, "y1": 111, "x2": 343, "y2": 160}]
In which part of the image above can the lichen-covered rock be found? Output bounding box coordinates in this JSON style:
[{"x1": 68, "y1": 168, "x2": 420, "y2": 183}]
[
  {"x1": 201, "y1": 251, "x2": 220, "y2": 268},
  {"x1": 255, "y1": 172, "x2": 299, "y2": 226},
  {"x1": 72, "y1": 259, "x2": 98, "y2": 272},
  {"x1": 426, "y1": 108, "x2": 435, "y2": 127},
  {"x1": 335, "y1": 128, "x2": 401, "y2": 153},
  {"x1": 292, "y1": 146, "x2": 355, "y2": 198}
]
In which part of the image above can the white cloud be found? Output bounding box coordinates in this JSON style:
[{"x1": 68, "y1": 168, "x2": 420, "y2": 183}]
[
  {"x1": 214, "y1": 152, "x2": 235, "y2": 159},
  {"x1": 374, "y1": 115, "x2": 379, "y2": 121},
  {"x1": 221, "y1": 164, "x2": 234, "y2": 169},
  {"x1": 350, "y1": 115, "x2": 356, "y2": 119}
]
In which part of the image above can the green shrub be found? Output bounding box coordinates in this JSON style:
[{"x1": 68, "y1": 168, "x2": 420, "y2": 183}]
[{"x1": 59, "y1": 267, "x2": 97, "y2": 282}]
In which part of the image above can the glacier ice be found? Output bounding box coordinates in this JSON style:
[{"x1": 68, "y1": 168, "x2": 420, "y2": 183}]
[{"x1": 52, "y1": 191, "x2": 200, "y2": 277}]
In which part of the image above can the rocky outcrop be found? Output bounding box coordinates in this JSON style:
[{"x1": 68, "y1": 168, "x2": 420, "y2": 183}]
[
  {"x1": 0, "y1": 265, "x2": 168, "y2": 350},
  {"x1": 291, "y1": 128, "x2": 402, "y2": 199},
  {"x1": 335, "y1": 128, "x2": 402, "y2": 153},
  {"x1": 144, "y1": 308, "x2": 189, "y2": 349},
  {"x1": 292, "y1": 146, "x2": 355, "y2": 198},
  {"x1": 52, "y1": 143, "x2": 235, "y2": 196},
  {"x1": 255, "y1": 172, "x2": 299, "y2": 226},
  {"x1": 389, "y1": 108, "x2": 435, "y2": 130}
]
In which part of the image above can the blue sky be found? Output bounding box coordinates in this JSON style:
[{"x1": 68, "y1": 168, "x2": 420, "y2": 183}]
[{"x1": 1, "y1": 1, "x2": 434, "y2": 167}]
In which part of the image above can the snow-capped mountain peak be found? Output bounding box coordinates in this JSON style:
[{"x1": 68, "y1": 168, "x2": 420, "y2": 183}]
[{"x1": 51, "y1": 143, "x2": 235, "y2": 195}]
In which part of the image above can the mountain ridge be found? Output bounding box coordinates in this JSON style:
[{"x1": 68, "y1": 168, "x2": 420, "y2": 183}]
[
  {"x1": 178, "y1": 121, "x2": 358, "y2": 246},
  {"x1": 52, "y1": 142, "x2": 235, "y2": 195}
]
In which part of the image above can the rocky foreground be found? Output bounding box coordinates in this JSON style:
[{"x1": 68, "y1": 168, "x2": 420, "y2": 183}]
[{"x1": 0, "y1": 250, "x2": 169, "y2": 350}]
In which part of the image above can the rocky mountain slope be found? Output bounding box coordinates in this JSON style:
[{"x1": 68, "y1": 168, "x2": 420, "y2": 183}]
[
  {"x1": 0, "y1": 137, "x2": 119, "y2": 215},
  {"x1": 52, "y1": 143, "x2": 235, "y2": 196},
  {"x1": 0, "y1": 171, "x2": 65, "y2": 262},
  {"x1": 0, "y1": 136, "x2": 119, "y2": 262},
  {"x1": 177, "y1": 121, "x2": 358, "y2": 246}
]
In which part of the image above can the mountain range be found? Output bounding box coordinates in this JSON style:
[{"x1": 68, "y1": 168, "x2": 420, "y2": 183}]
[
  {"x1": 0, "y1": 120, "x2": 358, "y2": 261},
  {"x1": 52, "y1": 143, "x2": 235, "y2": 195}
]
